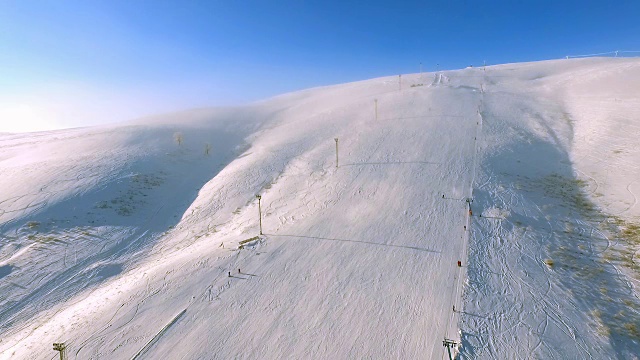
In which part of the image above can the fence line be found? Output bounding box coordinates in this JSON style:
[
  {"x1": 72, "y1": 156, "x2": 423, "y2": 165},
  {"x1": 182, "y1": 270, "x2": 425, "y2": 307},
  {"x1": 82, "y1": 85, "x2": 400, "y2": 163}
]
[{"x1": 566, "y1": 50, "x2": 640, "y2": 59}]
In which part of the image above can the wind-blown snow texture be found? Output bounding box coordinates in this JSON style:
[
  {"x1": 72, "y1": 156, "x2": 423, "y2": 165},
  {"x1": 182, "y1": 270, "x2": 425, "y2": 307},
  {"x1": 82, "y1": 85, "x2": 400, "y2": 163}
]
[{"x1": 1, "y1": 58, "x2": 639, "y2": 359}]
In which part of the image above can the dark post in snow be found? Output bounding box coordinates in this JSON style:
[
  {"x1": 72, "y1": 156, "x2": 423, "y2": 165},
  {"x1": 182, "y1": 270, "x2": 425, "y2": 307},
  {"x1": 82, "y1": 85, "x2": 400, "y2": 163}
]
[
  {"x1": 442, "y1": 339, "x2": 456, "y2": 360},
  {"x1": 334, "y1": 138, "x2": 341, "y2": 168},
  {"x1": 256, "y1": 194, "x2": 262, "y2": 235},
  {"x1": 53, "y1": 343, "x2": 67, "y2": 360}
]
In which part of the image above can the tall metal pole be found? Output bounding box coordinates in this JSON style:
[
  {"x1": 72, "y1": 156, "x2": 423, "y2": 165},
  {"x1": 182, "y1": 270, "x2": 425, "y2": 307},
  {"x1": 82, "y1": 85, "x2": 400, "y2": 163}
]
[
  {"x1": 256, "y1": 195, "x2": 262, "y2": 235},
  {"x1": 334, "y1": 138, "x2": 339, "y2": 168}
]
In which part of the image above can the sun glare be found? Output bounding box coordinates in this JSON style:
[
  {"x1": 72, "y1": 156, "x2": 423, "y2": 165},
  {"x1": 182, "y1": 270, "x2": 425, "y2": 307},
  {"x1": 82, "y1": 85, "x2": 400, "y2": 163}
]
[{"x1": 0, "y1": 103, "x2": 58, "y2": 133}]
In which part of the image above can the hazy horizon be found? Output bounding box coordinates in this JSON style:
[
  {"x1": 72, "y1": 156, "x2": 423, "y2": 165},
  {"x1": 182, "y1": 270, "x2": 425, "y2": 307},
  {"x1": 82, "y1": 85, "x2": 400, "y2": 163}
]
[{"x1": 2, "y1": 1, "x2": 639, "y2": 133}]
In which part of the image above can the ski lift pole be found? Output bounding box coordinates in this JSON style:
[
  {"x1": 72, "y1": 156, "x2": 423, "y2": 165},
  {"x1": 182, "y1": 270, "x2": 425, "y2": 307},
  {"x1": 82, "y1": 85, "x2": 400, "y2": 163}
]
[
  {"x1": 443, "y1": 338, "x2": 457, "y2": 360},
  {"x1": 53, "y1": 343, "x2": 67, "y2": 360}
]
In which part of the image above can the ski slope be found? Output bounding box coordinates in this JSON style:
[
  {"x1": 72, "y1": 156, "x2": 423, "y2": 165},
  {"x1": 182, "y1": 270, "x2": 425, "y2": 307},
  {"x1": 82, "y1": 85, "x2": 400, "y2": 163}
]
[{"x1": 1, "y1": 57, "x2": 639, "y2": 359}]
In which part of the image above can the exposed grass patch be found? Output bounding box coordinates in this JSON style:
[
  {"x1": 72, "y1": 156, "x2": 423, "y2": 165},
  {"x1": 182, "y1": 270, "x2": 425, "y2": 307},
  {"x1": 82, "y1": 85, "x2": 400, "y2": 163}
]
[
  {"x1": 31, "y1": 234, "x2": 67, "y2": 245},
  {"x1": 94, "y1": 173, "x2": 164, "y2": 216},
  {"x1": 604, "y1": 217, "x2": 640, "y2": 279},
  {"x1": 96, "y1": 201, "x2": 110, "y2": 209},
  {"x1": 590, "y1": 310, "x2": 611, "y2": 336},
  {"x1": 530, "y1": 172, "x2": 640, "y2": 343},
  {"x1": 132, "y1": 174, "x2": 164, "y2": 188},
  {"x1": 620, "y1": 223, "x2": 640, "y2": 245},
  {"x1": 117, "y1": 206, "x2": 133, "y2": 216},
  {"x1": 537, "y1": 173, "x2": 595, "y2": 215},
  {"x1": 623, "y1": 323, "x2": 640, "y2": 339}
]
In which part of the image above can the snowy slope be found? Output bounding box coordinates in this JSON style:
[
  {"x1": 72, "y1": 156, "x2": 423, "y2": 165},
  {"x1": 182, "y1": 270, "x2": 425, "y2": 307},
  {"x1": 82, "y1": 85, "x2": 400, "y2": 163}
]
[
  {"x1": 1, "y1": 58, "x2": 639, "y2": 359},
  {"x1": 460, "y1": 59, "x2": 640, "y2": 359}
]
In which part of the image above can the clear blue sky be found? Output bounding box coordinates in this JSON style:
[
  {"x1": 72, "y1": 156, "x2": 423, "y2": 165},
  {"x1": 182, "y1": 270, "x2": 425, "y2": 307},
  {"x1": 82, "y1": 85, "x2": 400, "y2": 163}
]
[{"x1": 1, "y1": 1, "x2": 639, "y2": 132}]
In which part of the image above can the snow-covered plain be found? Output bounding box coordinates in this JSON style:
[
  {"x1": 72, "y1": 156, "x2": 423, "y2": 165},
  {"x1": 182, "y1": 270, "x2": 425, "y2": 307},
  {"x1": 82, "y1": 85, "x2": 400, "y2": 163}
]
[{"x1": 1, "y1": 58, "x2": 639, "y2": 359}]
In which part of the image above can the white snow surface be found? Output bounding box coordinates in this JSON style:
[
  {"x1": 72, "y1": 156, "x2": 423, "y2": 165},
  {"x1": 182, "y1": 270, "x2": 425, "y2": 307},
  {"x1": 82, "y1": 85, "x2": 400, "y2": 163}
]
[{"x1": 1, "y1": 58, "x2": 639, "y2": 359}]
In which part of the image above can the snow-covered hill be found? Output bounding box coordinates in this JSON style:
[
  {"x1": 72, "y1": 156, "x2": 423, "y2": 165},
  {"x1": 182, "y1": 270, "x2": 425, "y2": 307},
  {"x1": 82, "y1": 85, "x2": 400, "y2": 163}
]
[{"x1": 1, "y1": 57, "x2": 639, "y2": 359}]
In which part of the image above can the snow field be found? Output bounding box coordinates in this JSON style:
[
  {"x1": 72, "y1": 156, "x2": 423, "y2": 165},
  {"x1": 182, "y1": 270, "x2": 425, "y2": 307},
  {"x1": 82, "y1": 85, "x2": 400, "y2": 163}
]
[{"x1": 0, "y1": 57, "x2": 639, "y2": 359}]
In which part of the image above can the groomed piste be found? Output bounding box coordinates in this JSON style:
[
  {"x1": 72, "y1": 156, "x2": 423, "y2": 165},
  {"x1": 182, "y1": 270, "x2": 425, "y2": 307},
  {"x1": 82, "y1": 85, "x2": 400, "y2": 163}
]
[{"x1": 1, "y1": 57, "x2": 639, "y2": 359}]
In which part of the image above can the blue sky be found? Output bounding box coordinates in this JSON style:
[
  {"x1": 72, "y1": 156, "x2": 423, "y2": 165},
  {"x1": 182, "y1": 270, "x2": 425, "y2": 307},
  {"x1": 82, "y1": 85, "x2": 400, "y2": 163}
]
[{"x1": 1, "y1": 1, "x2": 639, "y2": 132}]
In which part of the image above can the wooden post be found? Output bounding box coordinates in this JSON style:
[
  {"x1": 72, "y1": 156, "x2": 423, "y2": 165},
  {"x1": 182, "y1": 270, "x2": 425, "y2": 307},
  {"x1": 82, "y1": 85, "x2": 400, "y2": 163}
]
[
  {"x1": 374, "y1": 99, "x2": 378, "y2": 120},
  {"x1": 334, "y1": 138, "x2": 339, "y2": 168},
  {"x1": 256, "y1": 195, "x2": 262, "y2": 235}
]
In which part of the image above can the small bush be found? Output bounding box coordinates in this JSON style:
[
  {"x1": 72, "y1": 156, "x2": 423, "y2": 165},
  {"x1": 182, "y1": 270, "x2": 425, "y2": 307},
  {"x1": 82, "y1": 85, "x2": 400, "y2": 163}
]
[{"x1": 174, "y1": 132, "x2": 184, "y2": 146}]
